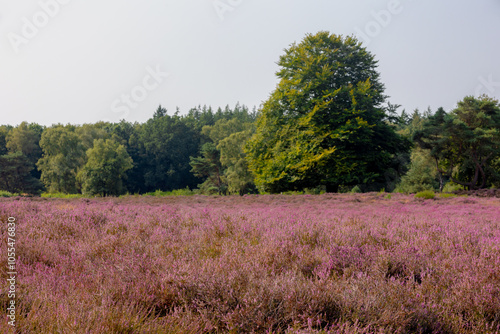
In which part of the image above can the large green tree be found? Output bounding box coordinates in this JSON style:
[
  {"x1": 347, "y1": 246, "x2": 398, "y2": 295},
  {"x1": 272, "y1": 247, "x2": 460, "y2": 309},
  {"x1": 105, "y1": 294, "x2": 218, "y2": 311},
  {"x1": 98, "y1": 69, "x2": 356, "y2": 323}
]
[
  {"x1": 77, "y1": 139, "x2": 133, "y2": 196},
  {"x1": 75, "y1": 122, "x2": 110, "y2": 151},
  {"x1": 218, "y1": 129, "x2": 256, "y2": 195},
  {"x1": 6, "y1": 122, "x2": 42, "y2": 162},
  {"x1": 395, "y1": 148, "x2": 439, "y2": 193},
  {"x1": 245, "y1": 31, "x2": 409, "y2": 193},
  {"x1": 108, "y1": 120, "x2": 146, "y2": 194},
  {"x1": 140, "y1": 108, "x2": 201, "y2": 192},
  {"x1": 6, "y1": 122, "x2": 44, "y2": 181},
  {"x1": 37, "y1": 125, "x2": 85, "y2": 193},
  {"x1": 0, "y1": 126, "x2": 11, "y2": 156},
  {"x1": 193, "y1": 118, "x2": 256, "y2": 195},
  {"x1": 414, "y1": 95, "x2": 500, "y2": 190},
  {"x1": 0, "y1": 152, "x2": 43, "y2": 194}
]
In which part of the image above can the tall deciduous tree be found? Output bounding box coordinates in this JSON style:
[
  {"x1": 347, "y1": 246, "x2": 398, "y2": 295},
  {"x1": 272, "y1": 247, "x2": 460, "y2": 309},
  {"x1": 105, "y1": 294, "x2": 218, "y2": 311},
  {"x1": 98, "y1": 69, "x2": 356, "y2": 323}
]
[
  {"x1": 37, "y1": 125, "x2": 85, "y2": 193},
  {"x1": 245, "y1": 31, "x2": 409, "y2": 193},
  {"x1": 218, "y1": 129, "x2": 256, "y2": 195},
  {"x1": 6, "y1": 122, "x2": 44, "y2": 180},
  {"x1": 395, "y1": 148, "x2": 439, "y2": 193},
  {"x1": 6, "y1": 122, "x2": 42, "y2": 161},
  {"x1": 195, "y1": 118, "x2": 256, "y2": 195},
  {"x1": 75, "y1": 122, "x2": 110, "y2": 151},
  {"x1": 77, "y1": 139, "x2": 133, "y2": 196}
]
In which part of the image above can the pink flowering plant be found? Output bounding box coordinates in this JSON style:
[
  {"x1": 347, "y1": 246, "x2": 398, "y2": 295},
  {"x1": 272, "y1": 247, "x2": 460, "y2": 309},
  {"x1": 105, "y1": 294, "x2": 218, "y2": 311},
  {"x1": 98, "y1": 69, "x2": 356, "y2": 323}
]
[{"x1": 0, "y1": 193, "x2": 499, "y2": 333}]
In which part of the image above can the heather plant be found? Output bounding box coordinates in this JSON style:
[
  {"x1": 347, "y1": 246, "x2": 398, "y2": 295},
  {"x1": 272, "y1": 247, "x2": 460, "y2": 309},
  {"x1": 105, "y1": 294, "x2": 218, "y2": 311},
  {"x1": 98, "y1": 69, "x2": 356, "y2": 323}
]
[{"x1": 0, "y1": 194, "x2": 499, "y2": 333}]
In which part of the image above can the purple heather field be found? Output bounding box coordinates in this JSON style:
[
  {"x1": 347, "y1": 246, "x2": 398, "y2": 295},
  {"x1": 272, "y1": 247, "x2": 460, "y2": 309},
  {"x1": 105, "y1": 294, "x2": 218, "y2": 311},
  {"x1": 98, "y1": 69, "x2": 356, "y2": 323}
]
[{"x1": 1, "y1": 193, "x2": 499, "y2": 333}]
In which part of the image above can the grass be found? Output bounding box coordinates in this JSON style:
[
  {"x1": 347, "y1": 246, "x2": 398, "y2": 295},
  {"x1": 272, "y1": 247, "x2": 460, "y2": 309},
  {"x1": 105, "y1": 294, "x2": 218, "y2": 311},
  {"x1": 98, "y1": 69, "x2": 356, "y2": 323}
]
[
  {"x1": 40, "y1": 192, "x2": 87, "y2": 199},
  {"x1": 414, "y1": 190, "x2": 435, "y2": 199},
  {"x1": 0, "y1": 190, "x2": 17, "y2": 197},
  {"x1": 438, "y1": 192, "x2": 457, "y2": 199},
  {"x1": 143, "y1": 187, "x2": 197, "y2": 197},
  {"x1": 0, "y1": 193, "x2": 499, "y2": 333}
]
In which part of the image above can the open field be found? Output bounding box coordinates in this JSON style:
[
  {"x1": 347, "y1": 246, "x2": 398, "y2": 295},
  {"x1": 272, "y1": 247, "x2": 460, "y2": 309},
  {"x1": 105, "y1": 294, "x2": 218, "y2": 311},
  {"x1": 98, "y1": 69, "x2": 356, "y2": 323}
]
[{"x1": 1, "y1": 194, "x2": 499, "y2": 333}]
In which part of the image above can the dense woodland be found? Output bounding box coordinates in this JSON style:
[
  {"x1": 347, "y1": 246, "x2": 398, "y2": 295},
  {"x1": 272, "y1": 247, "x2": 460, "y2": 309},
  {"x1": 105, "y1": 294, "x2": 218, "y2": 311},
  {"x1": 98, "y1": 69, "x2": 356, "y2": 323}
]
[{"x1": 1, "y1": 32, "x2": 499, "y2": 196}]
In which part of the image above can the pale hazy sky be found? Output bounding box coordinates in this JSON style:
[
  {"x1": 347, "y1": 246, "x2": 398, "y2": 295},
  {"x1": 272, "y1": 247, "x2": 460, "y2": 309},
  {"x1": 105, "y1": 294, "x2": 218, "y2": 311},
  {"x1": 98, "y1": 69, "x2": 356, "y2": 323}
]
[{"x1": 1, "y1": 0, "x2": 499, "y2": 126}]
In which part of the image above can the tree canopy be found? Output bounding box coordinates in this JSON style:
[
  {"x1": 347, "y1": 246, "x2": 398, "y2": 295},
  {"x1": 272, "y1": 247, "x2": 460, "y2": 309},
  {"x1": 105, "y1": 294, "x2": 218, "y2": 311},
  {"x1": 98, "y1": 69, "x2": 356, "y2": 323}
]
[
  {"x1": 414, "y1": 95, "x2": 500, "y2": 190},
  {"x1": 78, "y1": 139, "x2": 133, "y2": 196},
  {"x1": 245, "y1": 31, "x2": 409, "y2": 193},
  {"x1": 0, "y1": 32, "x2": 498, "y2": 196},
  {"x1": 37, "y1": 125, "x2": 85, "y2": 194}
]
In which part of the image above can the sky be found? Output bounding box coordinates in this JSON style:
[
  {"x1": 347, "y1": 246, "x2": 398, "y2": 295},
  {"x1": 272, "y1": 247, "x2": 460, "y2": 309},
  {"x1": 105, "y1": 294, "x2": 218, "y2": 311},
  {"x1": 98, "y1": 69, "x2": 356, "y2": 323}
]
[{"x1": 1, "y1": 0, "x2": 499, "y2": 126}]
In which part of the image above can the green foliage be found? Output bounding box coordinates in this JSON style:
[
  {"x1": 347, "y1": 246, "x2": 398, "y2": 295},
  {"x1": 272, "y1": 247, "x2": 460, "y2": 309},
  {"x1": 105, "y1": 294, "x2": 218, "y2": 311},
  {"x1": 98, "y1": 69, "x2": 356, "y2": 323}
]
[
  {"x1": 350, "y1": 185, "x2": 362, "y2": 193},
  {"x1": 110, "y1": 121, "x2": 147, "y2": 194},
  {"x1": 75, "y1": 123, "x2": 110, "y2": 151},
  {"x1": 442, "y1": 181, "x2": 465, "y2": 193},
  {"x1": 437, "y1": 193, "x2": 457, "y2": 198},
  {"x1": 140, "y1": 111, "x2": 201, "y2": 192},
  {"x1": 144, "y1": 187, "x2": 196, "y2": 196},
  {"x1": 0, "y1": 190, "x2": 17, "y2": 197},
  {"x1": 1, "y1": 103, "x2": 258, "y2": 197},
  {"x1": 77, "y1": 139, "x2": 133, "y2": 196},
  {"x1": 395, "y1": 148, "x2": 439, "y2": 194},
  {"x1": 37, "y1": 125, "x2": 85, "y2": 194},
  {"x1": 6, "y1": 122, "x2": 43, "y2": 163},
  {"x1": 218, "y1": 128, "x2": 256, "y2": 195},
  {"x1": 303, "y1": 186, "x2": 326, "y2": 195},
  {"x1": 245, "y1": 31, "x2": 409, "y2": 193},
  {"x1": 202, "y1": 118, "x2": 249, "y2": 146},
  {"x1": 40, "y1": 192, "x2": 86, "y2": 199},
  {"x1": 397, "y1": 108, "x2": 431, "y2": 139},
  {"x1": 414, "y1": 190, "x2": 435, "y2": 199},
  {"x1": 194, "y1": 117, "x2": 257, "y2": 195},
  {"x1": 0, "y1": 125, "x2": 11, "y2": 156},
  {"x1": 186, "y1": 103, "x2": 258, "y2": 131},
  {"x1": 0, "y1": 152, "x2": 43, "y2": 194},
  {"x1": 0, "y1": 122, "x2": 44, "y2": 194},
  {"x1": 490, "y1": 157, "x2": 500, "y2": 188},
  {"x1": 414, "y1": 96, "x2": 500, "y2": 190},
  {"x1": 6, "y1": 122, "x2": 44, "y2": 181},
  {"x1": 190, "y1": 142, "x2": 226, "y2": 195}
]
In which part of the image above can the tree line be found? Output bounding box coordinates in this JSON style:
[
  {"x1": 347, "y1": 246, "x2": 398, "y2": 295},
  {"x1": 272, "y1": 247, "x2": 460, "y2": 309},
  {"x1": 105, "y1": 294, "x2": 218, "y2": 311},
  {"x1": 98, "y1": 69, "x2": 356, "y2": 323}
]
[
  {"x1": 1, "y1": 32, "x2": 499, "y2": 196},
  {"x1": 0, "y1": 104, "x2": 258, "y2": 196}
]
